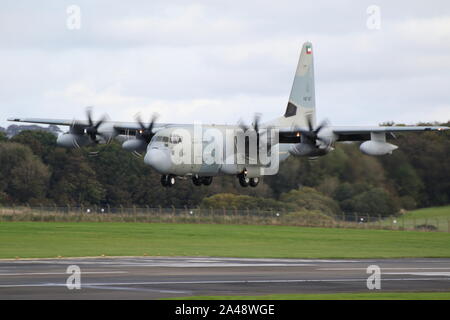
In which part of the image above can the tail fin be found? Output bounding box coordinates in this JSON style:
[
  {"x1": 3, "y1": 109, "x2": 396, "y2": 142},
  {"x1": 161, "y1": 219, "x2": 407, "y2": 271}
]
[{"x1": 273, "y1": 42, "x2": 316, "y2": 128}]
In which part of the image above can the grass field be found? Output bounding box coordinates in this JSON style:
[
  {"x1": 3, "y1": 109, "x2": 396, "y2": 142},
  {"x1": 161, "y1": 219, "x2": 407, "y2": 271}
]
[
  {"x1": 0, "y1": 221, "x2": 449, "y2": 259},
  {"x1": 168, "y1": 292, "x2": 450, "y2": 300},
  {"x1": 374, "y1": 206, "x2": 450, "y2": 232},
  {"x1": 404, "y1": 206, "x2": 450, "y2": 221}
]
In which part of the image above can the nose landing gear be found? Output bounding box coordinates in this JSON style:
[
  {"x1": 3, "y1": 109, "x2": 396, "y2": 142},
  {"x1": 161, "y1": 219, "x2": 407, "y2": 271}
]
[{"x1": 161, "y1": 174, "x2": 176, "y2": 187}]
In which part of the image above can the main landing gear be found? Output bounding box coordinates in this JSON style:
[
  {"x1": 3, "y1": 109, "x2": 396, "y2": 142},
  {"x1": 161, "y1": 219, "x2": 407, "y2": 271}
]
[
  {"x1": 161, "y1": 174, "x2": 176, "y2": 187},
  {"x1": 192, "y1": 175, "x2": 213, "y2": 186},
  {"x1": 238, "y1": 173, "x2": 259, "y2": 187}
]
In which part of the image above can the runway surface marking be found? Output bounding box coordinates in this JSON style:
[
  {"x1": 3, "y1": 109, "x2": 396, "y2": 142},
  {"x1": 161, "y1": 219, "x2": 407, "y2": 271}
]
[
  {"x1": 318, "y1": 268, "x2": 450, "y2": 271},
  {"x1": 0, "y1": 271, "x2": 128, "y2": 276},
  {"x1": 1, "y1": 257, "x2": 449, "y2": 299},
  {"x1": 383, "y1": 272, "x2": 450, "y2": 277},
  {"x1": 81, "y1": 285, "x2": 190, "y2": 294},
  {"x1": 1, "y1": 277, "x2": 449, "y2": 288}
]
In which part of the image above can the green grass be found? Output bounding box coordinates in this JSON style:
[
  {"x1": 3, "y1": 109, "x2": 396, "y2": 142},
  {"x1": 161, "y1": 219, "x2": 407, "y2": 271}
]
[
  {"x1": 0, "y1": 221, "x2": 449, "y2": 259},
  {"x1": 404, "y1": 206, "x2": 450, "y2": 219},
  {"x1": 168, "y1": 292, "x2": 450, "y2": 300},
  {"x1": 374, "y1": 206, "x2": 450, "y2": 232}
]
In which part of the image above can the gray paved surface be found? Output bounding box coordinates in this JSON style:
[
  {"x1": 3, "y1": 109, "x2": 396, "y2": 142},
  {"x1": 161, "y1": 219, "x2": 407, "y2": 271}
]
[{"x1": 0, "y1": 257, "x2": 449, "y2": 299}]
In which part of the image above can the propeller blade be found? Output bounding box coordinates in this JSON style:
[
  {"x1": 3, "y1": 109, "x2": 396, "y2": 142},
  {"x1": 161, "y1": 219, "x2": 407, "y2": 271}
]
[
  {"x1": 135, "y1": 115, "x2": 146, "y2": 131},
  {"x1": 147, "y1": 113, "x2": 159, "y2": 132},
  {"x1": 314, "y1": 120, "x2": 328, "y2": 134},
  {"x1": 238, "y1": 119, "x2": 249, "y2": 132},
  {"x1": 94, "y1": 115, "x2": 107, "y2": 130},
  {"x1": 86, "y1": 108, "x2": 94, "y2": 127},
  {"x1": 133, "y1": 113, "x2": 159, "y2": 143},
  {"x1": 306, "y1": 114, "x2": 314, "y2": 132},
  {"x1": 253, "y1": 113, "x2": 261, "y2": 133},
  {"x1": 239, "y1": 113, "x2": 261, "y2": 133}
]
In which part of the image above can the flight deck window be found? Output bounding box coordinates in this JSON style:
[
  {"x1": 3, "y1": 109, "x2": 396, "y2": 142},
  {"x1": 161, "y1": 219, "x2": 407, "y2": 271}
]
[{"x1": 170, "y1": 135, "x2": 182, "y2": 144}]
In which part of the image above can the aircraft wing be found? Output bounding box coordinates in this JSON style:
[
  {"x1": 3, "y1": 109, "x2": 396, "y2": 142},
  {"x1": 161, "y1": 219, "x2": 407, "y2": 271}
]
[
  {"x1": 331, "y1": 126, "x2": 448, "y2": 142},
  {"x1": 7, "y1": 117, "x2": 171, "y2": 134},
  {"x1": 7, "y1": 117, "x2": 77, "y2": 126},
  {"x1": 278, "y1": 125, "x2": 448, "y2": 143},
  {"x1": 8, "y1": 117, "x2": 448, "y2": 141}
]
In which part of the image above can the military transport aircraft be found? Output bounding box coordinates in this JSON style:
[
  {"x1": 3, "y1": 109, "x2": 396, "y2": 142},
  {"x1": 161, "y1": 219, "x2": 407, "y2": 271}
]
[{"x1": 8, "y1": 42, "x2": 448, "y2": 187}]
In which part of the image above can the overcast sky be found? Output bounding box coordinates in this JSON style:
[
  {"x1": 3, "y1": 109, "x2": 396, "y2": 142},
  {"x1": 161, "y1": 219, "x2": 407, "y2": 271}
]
[{"x1": 1, "y1": 0, "x2": 449, "y2": 129}]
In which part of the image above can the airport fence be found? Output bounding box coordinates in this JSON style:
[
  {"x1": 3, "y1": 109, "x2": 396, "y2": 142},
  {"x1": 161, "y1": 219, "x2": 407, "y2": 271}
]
[{"x1": 0, "y1": 205, "x2": 449, "y2": 232}]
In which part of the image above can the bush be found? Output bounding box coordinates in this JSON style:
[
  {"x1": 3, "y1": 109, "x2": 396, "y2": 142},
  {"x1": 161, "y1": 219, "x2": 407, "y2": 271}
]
[
  {"x1": 280, "y1": 187, "x2": 341, "y2": 216},
  {"x1": 284, "y1": 209, "x2": 335, "y2": 225},
  {"x1": 415, "y1": 224, "x2": 437, "y2": 231},
  {"x1": 200, "y1": 193, "x2": 285, "y2": 210}
]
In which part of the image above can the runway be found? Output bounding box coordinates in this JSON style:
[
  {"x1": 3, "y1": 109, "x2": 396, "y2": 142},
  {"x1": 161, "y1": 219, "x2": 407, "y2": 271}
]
[{"x1": 0, "y1": 257, "x2": 449, "y2": 299}]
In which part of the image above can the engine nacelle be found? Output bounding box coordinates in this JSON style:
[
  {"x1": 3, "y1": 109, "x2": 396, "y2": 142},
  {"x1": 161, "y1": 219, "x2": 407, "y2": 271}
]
[
  {"x1": 316, "y1": 127, "x2": 337, "y2": 146},
  {"x1": 56, "y1": 133, "x2": 90, "y2": 149},
  {"x1": 360, "y1": 141, "x2": 398, "y2": 156},
  {"x1": 289, "y1": 143, "x2": 329, "y2": 157},
  {"x1": 122, "y1": 139, "x2": 147, "y2": 153}
]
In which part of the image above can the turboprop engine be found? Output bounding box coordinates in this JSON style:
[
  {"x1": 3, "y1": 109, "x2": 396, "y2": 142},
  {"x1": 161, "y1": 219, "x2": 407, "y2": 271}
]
[
  {"x1": 56, "y1": 133, "x2": 91, "y2": 148},
  {"x1": 288, "y1": 116, "x2": 335, "y2": 157},
  {"x1": 122, "y1": 139, "x2": 148, "y2": 153},
  {"x1": 122, "y1": 114, "x2": 158, "y2": 153},
  {"x1": 289, "y1": 143, "x2": 330, "y2": 157},
  {"x1": 56, "y1": 109, "x2": 115, "y2": 149}
]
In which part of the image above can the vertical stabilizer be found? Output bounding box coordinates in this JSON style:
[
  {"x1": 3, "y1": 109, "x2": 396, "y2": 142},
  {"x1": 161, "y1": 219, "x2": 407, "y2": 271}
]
[{"x1": 272, "y1": 42, "x2": 316, "y2": 128}]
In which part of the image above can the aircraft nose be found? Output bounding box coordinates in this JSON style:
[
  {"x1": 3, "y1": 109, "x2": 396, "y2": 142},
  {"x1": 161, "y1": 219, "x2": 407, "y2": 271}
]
[{"x1": 144, "y1": 148, "x2": 172, "y2": 174}]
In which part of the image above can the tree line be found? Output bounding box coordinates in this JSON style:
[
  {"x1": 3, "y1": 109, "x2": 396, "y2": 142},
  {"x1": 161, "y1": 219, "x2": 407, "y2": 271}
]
[{"x1": 0, "y1": 122, "x2": 448, "y2": 217}]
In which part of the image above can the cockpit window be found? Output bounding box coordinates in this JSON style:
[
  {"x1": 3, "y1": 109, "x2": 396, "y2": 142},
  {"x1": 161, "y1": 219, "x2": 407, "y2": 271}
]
[
  {"x1": 153, "y1": 136, "x2": 169, "y2": 143},
  {"x1": 170, "y1": 135, "x2": 182, "y2": 144}
]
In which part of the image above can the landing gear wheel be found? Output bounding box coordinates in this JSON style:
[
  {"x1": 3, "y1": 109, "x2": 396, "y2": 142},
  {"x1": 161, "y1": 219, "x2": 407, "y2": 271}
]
[
  {"x1": 201, "y1": 176, "x2": 213, "y2": 186},
  {"x1": 161, "y1": 174, "x2": 176, "y2": 187},
  {"x1": 192, "y1": 175, "x2": 202, "y2": 186},
  {"x1": 249, "y1": 177, "x2": 260, "y2": 187},
  {"x1": 238, "y1": 174, "x2": 250, "y2": 187},
  {"x1": 167, "y1": 175, "x2": 176, "y2": 187}
]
